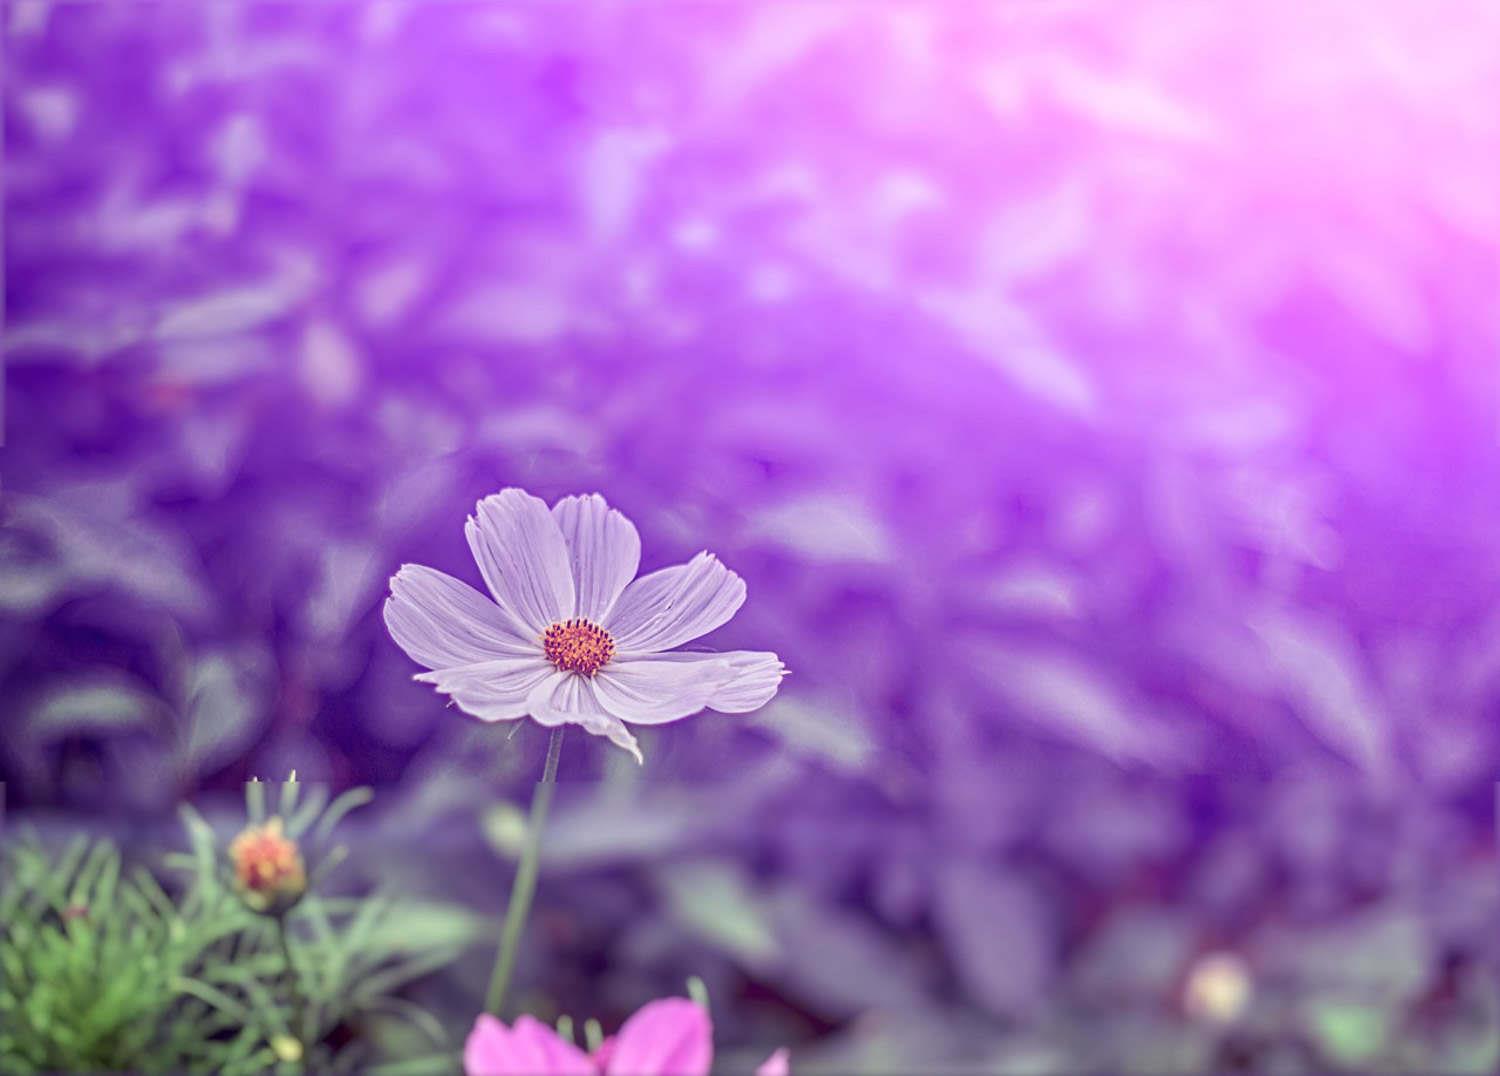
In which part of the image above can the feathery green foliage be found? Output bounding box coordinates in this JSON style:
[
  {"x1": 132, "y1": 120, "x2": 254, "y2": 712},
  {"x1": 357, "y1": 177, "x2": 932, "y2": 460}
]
[
  {"x1": 0, "y1": 835, "x2": 259, "y2": 1073},
  {"x1": 1, "y1": 778, "x2": 474, "y2": 1074}
]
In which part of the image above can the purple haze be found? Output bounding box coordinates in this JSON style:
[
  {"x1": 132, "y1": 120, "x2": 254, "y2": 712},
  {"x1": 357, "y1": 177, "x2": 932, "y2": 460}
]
[{"x1": 4, "y1": 2, "x2": 1499, "y2": 1070}]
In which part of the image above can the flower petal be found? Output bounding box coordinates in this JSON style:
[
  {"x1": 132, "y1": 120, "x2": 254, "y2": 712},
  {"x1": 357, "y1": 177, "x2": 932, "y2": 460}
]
[
  {"x1": 510, "y1": 1016, "x2": 595, "y2": 1076},
  {"x1": 466, "y1": 489, "x2": 576, "y2": 634},
  {"x1": 573, "y1": 708, "x2": 645, "y2": 765},
  {"x1": 415, "y1": 657, "x2": 556, "y2": 722},
  {"x1": 649, "y1": 650, "x2": 787, "y2": 713},
  {"x1": 605, "y1": 998, "x2": 713, "y2": 1076},
  {"x1": 526, "y1": 672, "x2": 644, "y2": 763},
  {"x1": 605, "y1": 552, "x2": 746, "y2": 654},
  {"x1": 384, "y1": 565, "x2": 536, "y2": 670},
  {"x1": 591, "y1": 1036, "x2": 617, "y2": 1072},
  {"x1": 552, "y1": 493, "x2": 641, "y2": 622},
  {"x1": 462, "y1": 1013, "x2": 592, "y2": 1076},
  {"x1": 592, "y1": 657, "x2": 732, "y2": 725},
  {"x1": 526, "y1": 671, "x2": 584, "y2": 727},
  {"x1": 463, "y1": 1014, "x2": 515, "y2": 1076},
  {"x1": 756, "y1": 1048, "x2": 791, "y2": 1076}
]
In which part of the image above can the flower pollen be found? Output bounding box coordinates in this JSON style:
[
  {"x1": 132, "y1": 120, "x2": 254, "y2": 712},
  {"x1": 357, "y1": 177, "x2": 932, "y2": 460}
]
[{"x1": 543, "y1": 618, "x2": 615, "y2": 676}]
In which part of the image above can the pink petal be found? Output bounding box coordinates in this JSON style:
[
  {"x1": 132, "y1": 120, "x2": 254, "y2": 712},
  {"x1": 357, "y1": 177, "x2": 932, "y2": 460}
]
[
  {"x1": 463, "y1": 1014, "x2": 508, "y2": 1076},
  {"x1": 526, "y1": 672, "x2": 644, "y2": 763},
  {"x1": 552, "y1": 494, "x2": 641, "y2": 622},
  {"x1": 462, "y1": 1014, "x2": 541, "y2": 1076},
  {"x1": 511, "y1": 1015, "x2": 596, "y2": 1076},
  {"x1": 463, "y1": 1014, "x2": 595, "y2": 1076},
  {"x1": 604, "y1": 553, "x2": 745, "y2": 654},
  {"x1": 605, "y1": 998, "x2": 713, "y2": 1076},
  {"x1": 756, "y1": 1048, "x2": 791, "y2": 1076},
  {"x1": 591, "y1": 657, "x2": 732, "y2": 725},
  {"x1": 414, "y1": 656, "x2": 555, "y2": 722},
  {"x1": 466, "y1": 488, "x2": 576, "y2": 634},
  {"x1": 644, "y1": 651, "x2": 787, "y2": 714},
  {"x1": 384, "y1": 564, "x2": 535, "y2": 669}
]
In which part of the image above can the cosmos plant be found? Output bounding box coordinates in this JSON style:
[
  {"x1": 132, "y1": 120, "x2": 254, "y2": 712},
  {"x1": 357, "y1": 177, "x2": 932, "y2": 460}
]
[{"x1": 384, "y1": 488, "x2": 786, "y2": 1019}]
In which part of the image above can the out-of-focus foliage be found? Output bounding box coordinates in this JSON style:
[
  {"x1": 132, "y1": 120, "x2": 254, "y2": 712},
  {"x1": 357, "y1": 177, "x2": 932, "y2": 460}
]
[
  {"x1": 0, "y1": 835, "x2": 252, "y2": 1073},
  {"x1": 0, "y1": 779, "x2": 476, "y2": 1073},
  {"x1": 5, "y1": 0, "x2": 1500, "y2": 1071}
]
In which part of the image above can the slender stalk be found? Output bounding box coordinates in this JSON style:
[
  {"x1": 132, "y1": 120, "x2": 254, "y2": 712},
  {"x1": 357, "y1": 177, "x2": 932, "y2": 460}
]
[
  {"x1": 485, "y1": 725, "x2": 565, "y2": 1017},
  {"x1": 275, "y1": 914, "x2": 307, "y2": 1055}
]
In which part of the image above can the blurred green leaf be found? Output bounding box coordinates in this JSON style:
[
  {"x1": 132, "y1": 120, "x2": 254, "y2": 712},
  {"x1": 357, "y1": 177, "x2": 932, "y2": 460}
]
[
  {"x1": 749, "y1": 693, "x2": 874, "y2": 773},
  {"x1": 1264, "y1": 907, "x2": 1432, "y2": 1007},
  {"x1": 659, "y1": 861, "x2": 779, "y2": 968},
  {"x1": 1307, "y1": 1000, "x2": 1389, "y2": 1068},
  {"x1": 356, "y1": 900, "x2": 490, "y2": 955},
  {"x1": 311, "y1": 788, "x2": 375, "y2": 845},
  {"x1": 177, "y1": 648, "x2": 272, "y2": 777},
  {"x1": 482, "y1": 803, "x2": 529, "y2": 860},
  {"x1": 502, "y1": 788, "x2": 721, "y2": 869},
  {"x1": 364, "y1": 1053, "x2": 460, "y2": 1076}
]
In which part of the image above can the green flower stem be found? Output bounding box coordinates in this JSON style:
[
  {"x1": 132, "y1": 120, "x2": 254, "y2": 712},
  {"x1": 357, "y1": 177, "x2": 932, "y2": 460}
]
[
  {"x1": 275, "y1": 914, "x2": 306, "y2": 1057},
  {"x1": 485, "y1": 725, "x2": 565, "y2": 1017}
]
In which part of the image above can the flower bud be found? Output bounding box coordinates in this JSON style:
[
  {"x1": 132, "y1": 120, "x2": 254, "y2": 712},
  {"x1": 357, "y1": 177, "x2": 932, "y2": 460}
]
[
  {"x1": 271, "y1": 1035, "x2": 304, "y2": 1063},
  {"x1": 229, "y1": 817, "x2": 306, "y2": 916}
]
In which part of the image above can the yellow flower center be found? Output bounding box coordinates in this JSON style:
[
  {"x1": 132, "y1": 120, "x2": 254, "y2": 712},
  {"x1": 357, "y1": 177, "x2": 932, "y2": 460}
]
[{"x1": 543, "y1": 618, "x2": 615, "y2": 676}]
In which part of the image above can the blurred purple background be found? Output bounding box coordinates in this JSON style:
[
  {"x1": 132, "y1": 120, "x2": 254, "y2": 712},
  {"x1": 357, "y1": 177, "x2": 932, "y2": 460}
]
[{"x1": 5, "y1": 1, "x2": 1500, "y2": 1071}]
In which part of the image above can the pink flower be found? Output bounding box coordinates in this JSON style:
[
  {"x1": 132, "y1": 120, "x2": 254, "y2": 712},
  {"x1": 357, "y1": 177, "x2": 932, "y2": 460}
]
[
  {"x1": 385, "y1": 489, "x2": 786, "y2": 764},
  {"x1": 754, "y1": 1049, "x2": 790, "y2": 1076},
  {"x1": 464, "y1": 998, "x2": 787, "y2": 1076},
  {"x1": 464, "y1": 1013, "x2": 594, "y2": 1076}
]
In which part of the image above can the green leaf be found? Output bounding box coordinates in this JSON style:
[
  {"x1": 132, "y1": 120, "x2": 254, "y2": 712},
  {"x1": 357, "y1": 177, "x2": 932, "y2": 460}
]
[
  {"x1": 305, "y1": 845, "x2": 350, "y2": 892},
  {"x1": 748, "y1": 693, "x2": 875, "y2": 773},
  {"x1": 362, "y1": 997, "x2": 449, "y2": 1047},
  {"x1": 177, "y1": 648, "x2": 272, "y2": 777},
  {"x1": 686, "y1": 976, "x2": 711, "y2": 1016},
  {"x1": 246, "y1": 778, "x2": 267, "y2": 824},
  {"x1": 173, "y1": 976, "x2": 257, "y2": 1029},
  {"x1": 311, "y1": 788, "x2": 374, "y2": 844},
  {"x1": 356, "y1": 901, "x2": 490, "y2": 955},
  {"x1": 1308, "y1": 1001, "x2": 1389, "y2": 1067},
  {"x1": 1267, "y1": 907, "x2": 1432, "y2": 1007},
  {"x1": 175, "y1": 804, "x2": 219, "y2": 895},
  {"x1": 363, "y1": 1053, "x2": 460, "y2": 1076},
  {"x1": 481, "y1": 803, "x2": 528, "y2": 859},
  {"x1": 285, "y1": 783, "x2": 330, "y2": 840},
  {"x1": 280, "y1": 773, "x2": 302, "y2": 821},
  {"x1": 659, "y1": 861, "x2": 779, "y2": 967},
  {"x1": 2, "y1": 835, "x2": 245, "y2": 1073}
]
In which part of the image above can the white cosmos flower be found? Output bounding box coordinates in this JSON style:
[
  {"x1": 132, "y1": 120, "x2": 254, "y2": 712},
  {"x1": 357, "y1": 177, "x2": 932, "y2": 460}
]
[{"x1": 384, "y1": 488, "x2": 786, "y2": 763}]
